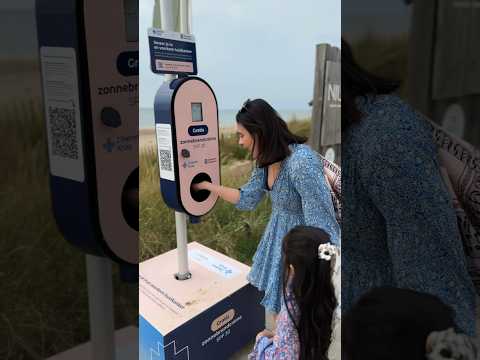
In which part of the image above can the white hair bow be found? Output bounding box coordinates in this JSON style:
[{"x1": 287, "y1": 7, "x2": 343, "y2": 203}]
[
  {"x1": 426, "y1": 328, "x2": 479, "y2": 360},
  {"x1": 318, "y1": 243, "x2": 338, "y2": 261}
]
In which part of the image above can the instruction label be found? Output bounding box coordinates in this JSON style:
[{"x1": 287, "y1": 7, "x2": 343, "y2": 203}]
[
  {"x1": 189, "y1": 249, "x2": 240, "y2": 279},
  {"x1": 156, "y1": 123, "x2": 176, "y2": 181},
  {"x1": 148, "y1": 28, "x2": 197, "y2": 75},
  {"x1": 40, "y1": 47, "x2": 85, "y2": 182}
]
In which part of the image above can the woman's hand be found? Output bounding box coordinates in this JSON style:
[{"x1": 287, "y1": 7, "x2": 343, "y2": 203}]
[
  {"x1": 256, "y1": 329, "x2": 275, "y2": 341},
  {"x1": 192, "y1": 181, "x2": 241, "y2": 205},
  {"x1": 192, "y1": 181, "x2": 211, "y2": 192}
]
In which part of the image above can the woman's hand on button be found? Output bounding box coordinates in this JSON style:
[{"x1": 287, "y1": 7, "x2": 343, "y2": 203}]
[{"x1": 193, "y1": 181, "x2": 210, "y2": 191}]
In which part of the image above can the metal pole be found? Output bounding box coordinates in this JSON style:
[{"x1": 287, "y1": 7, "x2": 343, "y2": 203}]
[
  {"x1": 179, "y1": 0, "x2": 190, "y2": 33},
  {"x1": 174, "y1": 211, "x2": 191, "y2": 280},
  {"x1": 86, "y1": 255, "x2": 115, "y2": 360},
  {"x1": 158, "y1": 0, "x2": 192, "y2": 280},
  {"x1": 175, "y1": 0, "x2": 192, "y2": 281},
  {"x1": 159, "y1": 0, "x2": 176, "y2": 31}
]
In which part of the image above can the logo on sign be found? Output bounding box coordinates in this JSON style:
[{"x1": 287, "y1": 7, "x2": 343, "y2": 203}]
[
  {"x1": 102, "y1": 136, "x2": 135, "y2": 153},
  {"x1": 211, "y1": 309, "x2": 236, "y2": 332},
  {"x1": 188, "y1": 125, "x2": 209, "y2": 136},
  {"x1": 328, "y1": 83, "x2": 341, "y2": 108},
  {"x1": 103, "y1": 138, "x2": 115, "y2": 152}
]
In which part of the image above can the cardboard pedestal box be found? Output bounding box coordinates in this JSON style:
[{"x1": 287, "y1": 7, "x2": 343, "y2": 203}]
[{"x1": 139, "y1": 242, "x2": 265, "y2": 360}]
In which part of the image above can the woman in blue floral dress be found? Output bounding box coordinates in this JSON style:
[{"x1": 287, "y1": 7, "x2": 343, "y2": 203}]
[
  {"x1": 341, "y1": 39, "x2": 476, "y2": 336},
  {"x1": 193, "y1": 99, "x2": 340, "y2": 315}
]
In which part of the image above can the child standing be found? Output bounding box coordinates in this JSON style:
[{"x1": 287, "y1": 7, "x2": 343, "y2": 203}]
[{"x1": 248, "y1": 226, "x2": 341, "y2": 360}]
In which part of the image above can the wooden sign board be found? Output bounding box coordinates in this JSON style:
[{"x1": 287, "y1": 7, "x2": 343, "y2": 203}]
[
  {"x1": 409, "y1": 0, "x2": 480, "y2": 146},
  {"x1": 320, "y1": 61, "x2": 341, "y2": 146},
  {"x1": 310, "y1": 43, "x2": 341, "y2": 163}
]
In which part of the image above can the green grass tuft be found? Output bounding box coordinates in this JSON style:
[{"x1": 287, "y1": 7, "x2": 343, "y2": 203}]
[{"x1": 1, "y1": 100, "x2": 137, "y2": 359}]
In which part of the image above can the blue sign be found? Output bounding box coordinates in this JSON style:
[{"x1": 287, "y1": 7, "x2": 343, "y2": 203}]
[{"x1": 148, "y1": 28, "x2": 197, "y2": 75}]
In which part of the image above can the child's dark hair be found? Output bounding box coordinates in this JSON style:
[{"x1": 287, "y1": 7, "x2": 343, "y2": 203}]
[
  {"x1": 342, "y1": 287, "x2": 457, "y2": 360},
  {"x1": 282, "y1": 226, "x2": 337, "y2": 360},
  {"x1": 236, "y1": 98, "x2": 307, "y2": 168}
]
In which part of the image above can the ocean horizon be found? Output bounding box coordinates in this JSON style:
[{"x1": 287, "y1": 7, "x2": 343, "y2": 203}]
[{"x1": 140, "y1": 107, "x2": 311, "y2": 129}]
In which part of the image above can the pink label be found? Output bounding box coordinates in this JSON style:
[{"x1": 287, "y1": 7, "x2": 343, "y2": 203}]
[{"x1": 155, "y1": 60, "x2": 194, "y2": 73}]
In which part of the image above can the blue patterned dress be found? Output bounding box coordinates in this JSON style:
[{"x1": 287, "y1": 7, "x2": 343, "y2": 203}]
[
  {"x1": 236, "y1": 143, "x2": 340, "y2": 313},
  {"x1": 342, "y1": 94, "x2": 476, "y2": 335}
]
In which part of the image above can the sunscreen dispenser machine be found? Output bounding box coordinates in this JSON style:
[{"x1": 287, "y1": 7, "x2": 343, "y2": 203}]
[
  {"x1": 154, "y1": 76, "x2": 220, "y2": 218},
  {"x1": 36, "y1": 0, "x2": 139, "y2": 265}
]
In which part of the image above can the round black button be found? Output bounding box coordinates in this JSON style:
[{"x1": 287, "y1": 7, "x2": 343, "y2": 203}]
[
  {"x1": 181, "y1": 149, "x2": 190, "y2": 158},
  {"x1": 101, "y1": 107, "x2": 122, "y2": 128}
]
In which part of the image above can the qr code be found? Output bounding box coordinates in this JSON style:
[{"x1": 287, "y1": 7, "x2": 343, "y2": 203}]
[
  {"x1": 48, "y1": 106, "x2": 78, "y2": 159},
  {"x1": 159, "y1": 149, "x2": 172, "y2": 171}
]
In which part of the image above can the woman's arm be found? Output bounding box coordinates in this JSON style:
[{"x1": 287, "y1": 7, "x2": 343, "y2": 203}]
[
  {"x1": 290, "y1": 148, "x2": 340, "y2": 245},
  {"x1": 193, "y1": 181, "x2": 240, "y2": 205},
  {"x1": 194, "y1": 166, "x2": 266, "y2": 210}
]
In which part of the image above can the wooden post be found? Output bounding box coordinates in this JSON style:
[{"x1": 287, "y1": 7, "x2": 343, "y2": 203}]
[
  {"x1": 409, "y1": 0, "x2": 480, "y2": 147},
  {"x1": 310, "y1": 44, "x2": 341, "y2": 164},
  {"x1": 407, "y1": 0, "x2": 437, "y2": 117}
]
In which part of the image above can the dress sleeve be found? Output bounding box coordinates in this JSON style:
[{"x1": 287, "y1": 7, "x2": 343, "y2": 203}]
[
  {"x1": 289, "y1": 147, "x2": 340, "y2": 245},
  {"x1": 248, "y1": 290, "x2": 300, "y2": 360},
  {"x1": 359, "y1": 116, "x2": 476, "y2": 336},
  {"x1": 235, "y1": 166, "x2": 266, "y2": 211},
  {"x1": 248, "y1": 337, "x2": 273, "y2": 360}
]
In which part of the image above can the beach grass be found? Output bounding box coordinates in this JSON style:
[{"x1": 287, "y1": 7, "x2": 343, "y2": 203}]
[{"x1": 0, "y1": 100, "x2": 137, "y2": 359}]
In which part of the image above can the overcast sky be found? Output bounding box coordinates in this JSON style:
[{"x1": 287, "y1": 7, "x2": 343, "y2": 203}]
[
  {"x1": 139, "y1": 0, "x2": 340, "y2": 110},
  {"x1": 0, "y1": 0, "x2": 340, "y2": 111}
]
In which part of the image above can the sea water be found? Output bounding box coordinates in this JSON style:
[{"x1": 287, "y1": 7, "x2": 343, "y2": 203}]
[{"x1": 140, "y1": 108, "x2": 311, "y2": 129}]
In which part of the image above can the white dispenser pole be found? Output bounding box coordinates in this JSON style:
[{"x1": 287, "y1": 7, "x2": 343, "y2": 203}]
[
  {"x1": 174, "y1": 211, "x2": 191, "y2": 280},
  {"x1": 86, "y1": 255, "x2": 115, "y2": 360},
  {"x1": 158, "y1": 0, "x2": 192, "y2": 280},
  {"x1": 175, "y1": 0, "x2": 192, "y2": 281}
]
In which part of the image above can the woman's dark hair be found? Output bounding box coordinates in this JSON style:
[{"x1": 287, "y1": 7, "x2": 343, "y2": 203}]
[
  {"x1": 282, "y1": 226, "x2": 337, "y2": 360},
  {"x1": 236, "y1": 98, "x2": 307, "y2": 168},
  {"x1": 342, "y1": 287, "x2": 457, "y2": 360},
  {"x1": 342, "y1": 38, "x2": 400, "y2": 128}
]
